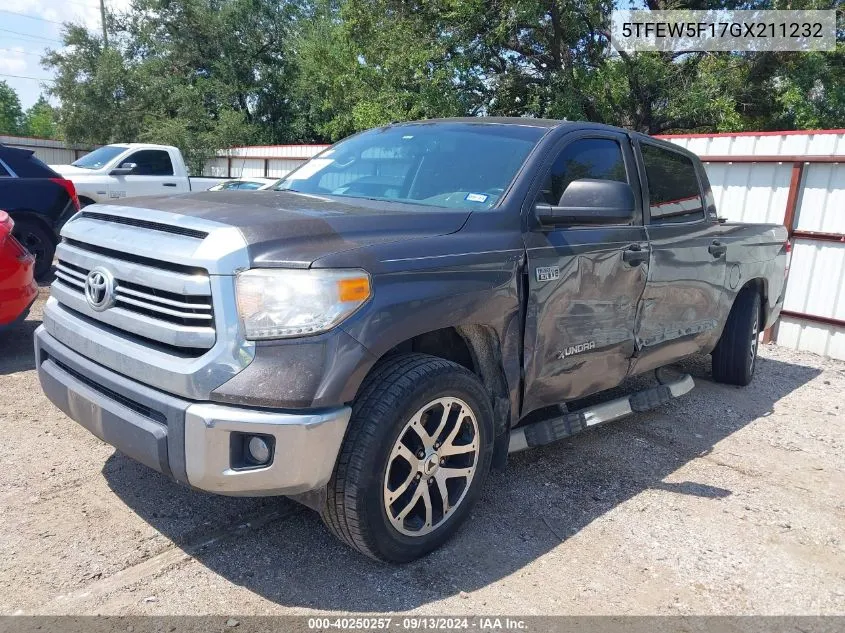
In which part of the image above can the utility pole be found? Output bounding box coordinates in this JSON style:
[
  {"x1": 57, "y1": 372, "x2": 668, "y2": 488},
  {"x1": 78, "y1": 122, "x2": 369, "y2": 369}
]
[{"x1": 100, "y1": 0, "x2": 108, "y2": 48}]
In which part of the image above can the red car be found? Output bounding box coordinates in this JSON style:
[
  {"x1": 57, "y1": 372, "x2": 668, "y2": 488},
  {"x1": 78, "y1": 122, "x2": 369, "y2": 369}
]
[{"x1": 0, "y1": 211, "x2": 38, "y2": 330}]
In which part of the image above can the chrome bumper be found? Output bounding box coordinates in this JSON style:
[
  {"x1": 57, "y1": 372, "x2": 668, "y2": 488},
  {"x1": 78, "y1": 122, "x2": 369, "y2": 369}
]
[
  {"x1": 35, "y1": 326, "x2": 350, "y2": 496},
  {"x1": 184, "y1": 403, "x2": 350, "y2": 496}
]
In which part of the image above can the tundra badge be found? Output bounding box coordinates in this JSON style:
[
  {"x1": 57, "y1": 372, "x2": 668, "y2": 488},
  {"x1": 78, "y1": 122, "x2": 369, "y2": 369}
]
[
  {"x1": 557, "y1": 341, "x2": 596, "y2": 359},
  {"x1": 536, "y1": 266, "x2": 560, "y2": 282}
]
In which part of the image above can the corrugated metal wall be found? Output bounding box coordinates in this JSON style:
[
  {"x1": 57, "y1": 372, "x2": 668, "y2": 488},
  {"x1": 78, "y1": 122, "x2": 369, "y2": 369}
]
[
  {"x1": 1, "y1": 135, "x2": 96, "y2": 166},
  {"x1": 664, "y1": 130, "x2": 845, "y2": 360},
  {"x1": 202, "y1": 145, "x2": 330, "y2": 178}
]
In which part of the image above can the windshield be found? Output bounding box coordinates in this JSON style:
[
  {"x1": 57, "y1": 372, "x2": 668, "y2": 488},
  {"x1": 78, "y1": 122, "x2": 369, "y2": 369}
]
[
  {"x1": 71, "y1": 145, "x2": 129, "y2": 169},
  {"x1": 274, "y1": 123, "x2": 546, "y2": 210}
]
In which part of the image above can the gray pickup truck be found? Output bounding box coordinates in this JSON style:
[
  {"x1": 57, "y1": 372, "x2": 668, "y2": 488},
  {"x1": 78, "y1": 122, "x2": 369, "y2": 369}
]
[{"x1": 35, "y1": 119, "x2": 789, "y2": 562}]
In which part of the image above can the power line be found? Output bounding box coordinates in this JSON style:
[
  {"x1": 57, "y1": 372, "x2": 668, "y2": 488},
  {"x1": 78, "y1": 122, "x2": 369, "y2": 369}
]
[
  {"x1": 0, "y1": 28, "x2": 64, "y2": 44},
  {"x1": 0, "y1": 48, "x2": 46, "y2": 57},
  {"x1": 0, "y1": 35, "x2": 57, "y2": 47},
  {"x1": 0, "y1": 10, "x2": 68, "y2": 26},
  {"x1": 0, "y1": 72, "x2": 55, "y2": 82}
]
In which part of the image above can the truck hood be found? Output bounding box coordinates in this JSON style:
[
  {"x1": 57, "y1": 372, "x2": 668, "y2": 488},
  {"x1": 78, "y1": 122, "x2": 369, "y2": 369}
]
[
  {"x1": 97, "y1": 190, "x2": 472, "y2": 268},
  {"x1": 50, "y1": 165, "x2": 101, "y2": 176}
]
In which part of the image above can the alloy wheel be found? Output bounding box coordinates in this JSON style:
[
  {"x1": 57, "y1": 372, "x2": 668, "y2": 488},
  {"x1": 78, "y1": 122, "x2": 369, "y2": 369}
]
[{"x1": 383, "y1": 397, "x2": 479, "y2": 537}]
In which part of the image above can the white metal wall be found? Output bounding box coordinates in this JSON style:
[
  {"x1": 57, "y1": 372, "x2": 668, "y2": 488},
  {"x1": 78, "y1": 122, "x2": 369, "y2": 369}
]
[
  {"x1": 664, "y1": 131, "x2": 845, "y2": 360},
  {"x1": 666, "y1": 131, "x2": 845, "y2": 156},
  {"x1": 0, "y1": 135, "x2": 95, "y2": 166},
  {"x1": 202, "y1": 145, "x2": 330, "y2": 178}
]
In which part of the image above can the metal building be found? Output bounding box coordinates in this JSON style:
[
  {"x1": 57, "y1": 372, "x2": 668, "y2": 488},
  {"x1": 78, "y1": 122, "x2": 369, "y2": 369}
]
[
  {"x1": 0, "y1": 135, "x2": 94, "y2": 165},
  {"x1": 202, "y1": 145, "x2": 330, "y2": 179},
  {"x1": 662, "y1": 130, "x2": 845, "y2": 361}
]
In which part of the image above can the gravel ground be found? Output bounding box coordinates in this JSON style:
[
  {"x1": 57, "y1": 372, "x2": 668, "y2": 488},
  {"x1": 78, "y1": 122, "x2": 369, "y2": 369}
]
[{"x1": 0, "y1": 289, "x2": 843, "y2": 616}]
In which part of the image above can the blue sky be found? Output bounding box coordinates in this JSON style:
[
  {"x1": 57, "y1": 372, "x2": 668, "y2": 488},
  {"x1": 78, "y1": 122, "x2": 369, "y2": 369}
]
[{"x1": 0, "y1": 0, "x2": 128, "y2": 110}]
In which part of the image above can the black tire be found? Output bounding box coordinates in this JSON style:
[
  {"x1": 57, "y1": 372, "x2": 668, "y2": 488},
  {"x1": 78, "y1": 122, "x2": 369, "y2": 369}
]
[
  {"x1": 322, "y1": 353, "x2": 494, "y2": 562},
  {"x1": 12, "y1": 219, "x2": 55, "y2": 281},
  {"x1": 711, "y1": 286, "x2": 761, "y2": 386}
]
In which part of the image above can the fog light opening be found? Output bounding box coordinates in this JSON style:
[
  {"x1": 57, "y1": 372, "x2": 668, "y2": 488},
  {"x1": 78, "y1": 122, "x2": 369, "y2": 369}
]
[{"x1": 247, "y1": 436, "x2": 271, "y2": 465}]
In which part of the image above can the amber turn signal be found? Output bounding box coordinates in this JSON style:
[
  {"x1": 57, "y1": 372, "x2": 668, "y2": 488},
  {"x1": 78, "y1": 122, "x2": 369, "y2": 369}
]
[{"x1": 338, "y1": 276, "x2": 371, "y2": 302}]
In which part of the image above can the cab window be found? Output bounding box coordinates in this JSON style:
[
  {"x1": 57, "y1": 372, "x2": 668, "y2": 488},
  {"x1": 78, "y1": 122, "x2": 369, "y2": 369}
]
[
  {"x1": 124, "y1": 150, "x2": 174, "y2": 176},
  {"x1": 641, "y1": 144, "x2": 704, "y2": 223},
  {"x1": 539, "y1": 138, "x2": 628, "y2": 206}
]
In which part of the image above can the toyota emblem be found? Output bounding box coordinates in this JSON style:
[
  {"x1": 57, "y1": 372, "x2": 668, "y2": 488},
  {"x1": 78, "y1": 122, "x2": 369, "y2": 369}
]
[{"x1": 84, "y1": 267, "x2": 116, "y2": 311}]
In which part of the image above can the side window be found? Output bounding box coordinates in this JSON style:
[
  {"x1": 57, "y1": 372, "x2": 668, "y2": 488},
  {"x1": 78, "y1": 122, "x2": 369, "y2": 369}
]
[
  {"x1": 0, "y1": 161, "x2": 11, "y2": 178},
  {"x1": 641, "y1": 144, "x2": 704, "y2": 223},
  {"x1": 539, "y1": 138, "x2": 628, "y2": 205},
  {"x1": 124, "y1": 150, "x2": 174, "y2": 176}
]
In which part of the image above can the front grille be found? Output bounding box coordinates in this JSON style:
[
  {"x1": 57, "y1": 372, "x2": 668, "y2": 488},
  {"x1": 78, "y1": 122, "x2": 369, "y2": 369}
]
[
  {"x1": 52, "y1": 239, "x2": 217, "y2": 352},
  {"x1": 78, "y1": 212, "x2": 209, "y2": 239},
  {"x1": 56, "y1": 260, "x2": 213, "y2": 328}
]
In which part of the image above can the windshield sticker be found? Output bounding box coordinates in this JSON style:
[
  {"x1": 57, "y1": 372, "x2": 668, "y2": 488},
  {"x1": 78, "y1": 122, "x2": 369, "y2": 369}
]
[{"x1": 465, "y1": 193, "x2": 489, "y2": 203}]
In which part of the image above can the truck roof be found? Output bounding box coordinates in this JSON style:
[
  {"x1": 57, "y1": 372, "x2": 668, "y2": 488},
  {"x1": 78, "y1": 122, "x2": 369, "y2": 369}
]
[
  {"x1": 386, "y1": 117, "x2": 645, "y2": 137},
  {"x1": 104, "y1": 143, "x2": 179, "y2": 150}
]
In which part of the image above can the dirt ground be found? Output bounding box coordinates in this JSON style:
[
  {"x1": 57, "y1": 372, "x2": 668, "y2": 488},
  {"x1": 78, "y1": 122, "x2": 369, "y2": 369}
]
[{"x1": 0, "y1": 289, "x2": 843, "y2": 616}]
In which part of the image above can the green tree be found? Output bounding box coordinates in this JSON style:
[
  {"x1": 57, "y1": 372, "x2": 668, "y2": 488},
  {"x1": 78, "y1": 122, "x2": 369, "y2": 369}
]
[
  {"x1": 0, "y1": 81, "x2": 24, "y2": 135},
  {"x1": 42, "y1": 0, "x2": 845, "y2": 150},
  {"x1": 293, "y1": 0, "x2": 484, "y2": 141},
  {"x1": 44, "y1": 0, "x2": 303, "y2": 167},
  {"x1": 43, "y1": 25, "x2": 142, "y2": 144},
  {"x1": 23, "y1": 96, "x2": 59, "y2": 138}
]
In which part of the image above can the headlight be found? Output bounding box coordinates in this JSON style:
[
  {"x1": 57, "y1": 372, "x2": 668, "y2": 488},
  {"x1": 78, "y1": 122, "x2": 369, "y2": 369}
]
[{"x1": 235, "y1": 268, "x2": 371, "y2": 340}]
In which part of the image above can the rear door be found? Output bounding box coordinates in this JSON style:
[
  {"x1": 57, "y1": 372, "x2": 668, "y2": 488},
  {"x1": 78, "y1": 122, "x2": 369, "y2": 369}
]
[
  {"x1": 109, "y1": 149, "x2": 181, "y2": 199},
  {"x1": 630, "y1": 139, "x2": 727, "y2": 374},
  {"x1": 522, "y1": 131, "x2": 650, "y2": 415}
]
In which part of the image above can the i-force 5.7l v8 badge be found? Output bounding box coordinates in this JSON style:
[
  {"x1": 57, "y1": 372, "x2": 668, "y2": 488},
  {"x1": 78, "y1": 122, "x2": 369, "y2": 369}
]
[{"x1": 536, "y1": 266, "x2": 560, "y2": 282}]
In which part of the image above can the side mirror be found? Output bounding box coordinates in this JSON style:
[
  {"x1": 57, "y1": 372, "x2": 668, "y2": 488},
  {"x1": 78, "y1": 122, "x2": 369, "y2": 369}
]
[
  {"x1": 535, "y1": 179, "x2": 636, "y2": 226},
  {"x1": 109, "y1": 162, "x2": 137, "y2": 176}
]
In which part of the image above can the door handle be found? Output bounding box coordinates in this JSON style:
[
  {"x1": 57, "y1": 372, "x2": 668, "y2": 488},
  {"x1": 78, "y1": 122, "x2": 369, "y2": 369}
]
[
  {"x1": 622, "y1": 244, "x2": 649, "y2": 265},
  {"x1": 709, "y1": 240, "x2": 727, "y2": 258},
  {"x1": 163, "y1": 183, "x2": 177, "y2": 187}
]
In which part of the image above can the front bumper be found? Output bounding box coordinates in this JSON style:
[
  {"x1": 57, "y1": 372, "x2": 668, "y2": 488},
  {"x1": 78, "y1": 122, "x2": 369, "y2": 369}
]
[{"x1": 35, "y1": 326, "x2": 351, "y2": 496}]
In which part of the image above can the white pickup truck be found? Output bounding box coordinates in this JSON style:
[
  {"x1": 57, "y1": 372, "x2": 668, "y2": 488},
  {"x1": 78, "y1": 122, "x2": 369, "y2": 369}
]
[{"x1": 51, "y1": 143, "x2": 225, "y2": 206}]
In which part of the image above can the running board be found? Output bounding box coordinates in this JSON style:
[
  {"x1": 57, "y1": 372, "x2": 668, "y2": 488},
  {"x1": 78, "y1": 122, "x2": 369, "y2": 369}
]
[{"x1": 508, "y1": 372, "x2": 694, "y2": 453}]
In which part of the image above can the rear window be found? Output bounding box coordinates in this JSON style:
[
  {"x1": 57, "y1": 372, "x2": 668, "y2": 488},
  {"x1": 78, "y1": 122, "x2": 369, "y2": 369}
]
[
  {"x1": 0, "y1": 144, "x2": 58, "y2": 178},
  {"x1": 641, "y1": 144, "x2": 704, "y2": 223}
]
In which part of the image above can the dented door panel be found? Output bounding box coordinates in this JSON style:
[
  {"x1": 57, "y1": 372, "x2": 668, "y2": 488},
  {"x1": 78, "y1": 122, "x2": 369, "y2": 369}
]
[
  {"x1": 631, "y1": 220, "x2": 728, "y2": 374},
  {"x1": 522, "y1": 226, "x2": 649, "y2": 415}
]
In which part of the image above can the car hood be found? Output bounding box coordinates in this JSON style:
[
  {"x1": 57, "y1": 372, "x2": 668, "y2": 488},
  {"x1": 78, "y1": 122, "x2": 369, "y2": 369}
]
[{"x1": 98, "y1": 190, "x2": 472, "y2": 268}]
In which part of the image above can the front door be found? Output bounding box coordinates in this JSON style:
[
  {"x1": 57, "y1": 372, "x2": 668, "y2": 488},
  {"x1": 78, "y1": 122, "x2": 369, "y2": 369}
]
[
  {"x1": 522, "y1": 132, "x2": 650, "y2": 416},
  {"x1": 630, "y1": 140, "x2": 728, "y2": 375},
  {"x1": 108, "y1": 149, "x2": 181, "y2": 200}
]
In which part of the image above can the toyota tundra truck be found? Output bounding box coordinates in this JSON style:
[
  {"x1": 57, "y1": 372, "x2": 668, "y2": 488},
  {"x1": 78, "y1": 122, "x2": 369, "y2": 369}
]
[{"x1": 35, "y1": 119, "x2": 789, "y2": 562}]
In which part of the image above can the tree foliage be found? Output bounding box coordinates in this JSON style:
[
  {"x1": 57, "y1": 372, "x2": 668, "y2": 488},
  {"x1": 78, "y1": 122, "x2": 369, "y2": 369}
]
[
  {"x1": 36, "y1": 0, "x2": 844, "y2": 160},
  {"x1": 0, "y1": 81, "x2": 24, "y2": 136},
  {"x1": 23, "y1": 96, "x2": 60, "y2": 139}
]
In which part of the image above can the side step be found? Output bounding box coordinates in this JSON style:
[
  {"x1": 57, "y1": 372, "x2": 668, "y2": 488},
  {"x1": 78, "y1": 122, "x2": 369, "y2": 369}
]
[{"x1": 508, "y1": 371, "x2": 694, "y2": 453}]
